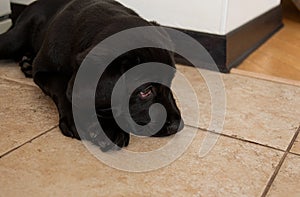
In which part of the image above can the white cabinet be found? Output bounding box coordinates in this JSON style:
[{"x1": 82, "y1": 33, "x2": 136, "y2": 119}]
[
  {"x1": 117, "y1": 0, "x2": 281, "y2": 35},
  {"x1": 0, "y1": 0, "x2": 12, "y2": 34},
  {"x1": 5, "y1": 0, "x2": 282, "y2": 35},
  {"x1": 225, "y1": 0, "x2": 281, "y2": 33}
]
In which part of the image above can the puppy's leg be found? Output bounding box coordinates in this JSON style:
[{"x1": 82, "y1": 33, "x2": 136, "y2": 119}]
[
  {"x1": 0, "y1": 24, "x2": 28, "y2": 60},
  {"x1": 34, "y1": 72, "x2": 80, "y2": 139},
  {"x1": 96, "y1": 118, "x2": 130, "y2": 152},
  {"x1": 34, "y1": 72, "x2": 130, "y2": 151}
]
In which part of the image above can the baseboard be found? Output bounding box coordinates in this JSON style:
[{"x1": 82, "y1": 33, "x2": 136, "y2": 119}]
[
  {"x1": 172, "y1": 29, "x2": 228, "y2": 72},
  {"x1": 226, "y1": 6, "x2": 283, "y2": 70},
  {"x1": 10, "y1": 3, "x2": 283, "y2": 73},
  {"x1": 172, "y1": 6, "x2": 283, "y2": 73}
]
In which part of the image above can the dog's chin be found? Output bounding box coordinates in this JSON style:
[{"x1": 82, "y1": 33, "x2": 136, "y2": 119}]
[
  {"x1": 130, "y1": 118, "x2": 184, "y2": 137},
  {"x1": 151, "y1": 119, "x2": 184, "y2": 137}
]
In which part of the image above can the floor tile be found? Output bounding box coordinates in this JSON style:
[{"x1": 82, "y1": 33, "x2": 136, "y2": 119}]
[
  {"x1": 172, "y1": 65, "x2": 212, "y2": 129},
  {"x1": 0, "y1": 127, "x2": 283, "y2": 196},
  {"x1": 176, "y1": 65, "x2": 300, "y2": 150},
  {"x1": 0, "y1": 79, "x2": 58, "y2": 156},
  {"x1": 291, "y1": 133, "x2": 300, "y2": 155},
  {"x1": 0, "y1": 60, "x2": 35, "y2": 86},
  {"x1": 267, "y1": 154, "x2": 300, "y2": 197},
  {"x1": 222, "y1": 73, "x2": 300, "y2": 150}
]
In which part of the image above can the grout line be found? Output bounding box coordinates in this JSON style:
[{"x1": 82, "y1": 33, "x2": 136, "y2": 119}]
[
  {"x1": 185, "y1": 124, "x2": 286, "y2": 153},
  {"x1": 261, "y1": 126, "x2": 300, "y2": 197},
  {"x1": 0, "y1": 125, "x2": 58, "y2": 159},
  {"x1": 0, "y1": 76, "x2": 37, "y2": 88},
  {"x1": 230, "y1": 68, "x2": 300, "y2": 87},
  {"x1": 289, "y1": 151, "x2": 300, "y2": 157}
]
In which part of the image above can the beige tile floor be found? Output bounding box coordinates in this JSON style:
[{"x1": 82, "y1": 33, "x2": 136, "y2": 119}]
[{"x1": 0, "y1": 61, "x2": 299, "y2": 196}]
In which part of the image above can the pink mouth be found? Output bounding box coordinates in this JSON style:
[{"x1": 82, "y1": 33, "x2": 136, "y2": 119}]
[{"x1": 139, "y1": 89, "x2": 152, "y2": 99}]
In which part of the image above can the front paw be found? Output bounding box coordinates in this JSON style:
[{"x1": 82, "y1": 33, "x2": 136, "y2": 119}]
[
  {"x1": 19, "y1": 56, "x2": 33, "y2": 78},
  {"x1": 89, "y1": 129, "x2": 130, "y2": 152},
  {"x1": 59, "y1": 116, "x2": 130, "y2": 152},
  {"x1": 59, "y1": 117, "x2": 80, "y2": 140}
]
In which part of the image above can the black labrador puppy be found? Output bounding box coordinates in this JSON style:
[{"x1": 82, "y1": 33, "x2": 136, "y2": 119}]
[{"x1": 0, "y1": 0, "x2": 183, "y2": 151}]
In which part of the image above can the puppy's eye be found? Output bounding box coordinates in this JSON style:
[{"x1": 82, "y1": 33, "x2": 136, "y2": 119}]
[{"x1": 139, "y1": 85, "x2": 153, "y2": 99}]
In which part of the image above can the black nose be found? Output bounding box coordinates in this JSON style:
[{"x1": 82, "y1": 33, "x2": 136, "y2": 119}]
[
  {"x1": 178, "y1": 119, "x2": 184, "y2": 131},
  {"x1": 151, "y1": 118, "x2": 184, "y2": 137},
  {"x1": 166, "y1": 118, "x2": 184, "y2": 135}
]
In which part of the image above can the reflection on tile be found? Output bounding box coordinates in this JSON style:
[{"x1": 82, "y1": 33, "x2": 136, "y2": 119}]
[
  {"x1": 0, "y1": 79, "x2": 58, "y2": 156},
  {"x1": 267, "y1": 154, "x2": 300, "y2": 197},
  {"x1": 223, "y1": 74, "x2": 300, "y2": 150},
  {"x1": 176, "y1": 65, "x2": 300, "y2": 150},
  {"x1": 0, "y1": 60, "x2": 35, "y2": 86},
  {"x1": 0, "y1": 127, "x2": 283, "y2": 196},
  {"x1": 291, "y1": 134, "x2": 300, "y2": 155}
]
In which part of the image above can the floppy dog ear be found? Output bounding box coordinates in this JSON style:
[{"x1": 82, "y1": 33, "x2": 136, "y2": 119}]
[
  {"x1": 66, "y1": 74, "x2": 75, "y2": 102},
  {"x1": 66, "y1": 45, "x2": 115, "y2": 103},
  {"x1": 148, "y1": 21, "x2": 176, "y2": 67},
  {"x1": 65, "y1": 47, "x2": 93, "y2": 102}
]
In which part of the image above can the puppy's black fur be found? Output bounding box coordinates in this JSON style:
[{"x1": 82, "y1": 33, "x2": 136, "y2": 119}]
[{"x1": 0, "y1": 0, "x2": 183, "y2": 151}]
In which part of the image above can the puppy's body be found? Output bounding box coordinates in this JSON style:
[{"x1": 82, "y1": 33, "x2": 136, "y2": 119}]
[{"x1": 0, "y1": 0, "x2": 183, "y2": 151}]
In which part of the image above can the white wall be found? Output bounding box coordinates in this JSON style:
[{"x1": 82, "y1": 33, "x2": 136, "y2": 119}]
[{"x1": 118, "y1": 0, "x2": 281, "y2": 35}]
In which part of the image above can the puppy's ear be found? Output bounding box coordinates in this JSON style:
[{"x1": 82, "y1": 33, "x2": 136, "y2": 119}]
[
  {"x1": 75, "y1": 47, "x2": 93, "y2": 67},
  {"x1": 148, "y1": 22, "x2": 175, "y2": 61},
  {"x1": 66, "y1": 74, "x2": 75, "y2": 102},
  {"x1": 66, "y1": 47, "x2": 93, "y2": 102},
  {"x1": 66, "y1": 45, "x2": 115, "y2": 102}
]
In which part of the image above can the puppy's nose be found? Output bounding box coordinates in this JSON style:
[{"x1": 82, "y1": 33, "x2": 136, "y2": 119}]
[
  {"x1": 178, "y1": 119, "x2": 184, "y2": 131},
  {"x1": 166, "y1": 119, "x2": 184, "y2": 135}
]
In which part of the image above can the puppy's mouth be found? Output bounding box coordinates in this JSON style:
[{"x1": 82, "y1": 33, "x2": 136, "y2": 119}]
[
  {"x1": 138, "y1": 85, "x2": 153, "y2": 99},
  {"x1": 96, "y1": 109, "x2": 182, "y2": 137}
]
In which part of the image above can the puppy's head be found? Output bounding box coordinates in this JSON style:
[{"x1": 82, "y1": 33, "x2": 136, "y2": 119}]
[
  {"x1": 69, "y1": 22, "x2": 184, "y2": 145},
  {"x1": 95, "y1": 47, "x2": 184, "y2": 137}
]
